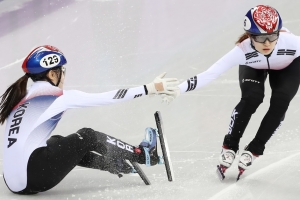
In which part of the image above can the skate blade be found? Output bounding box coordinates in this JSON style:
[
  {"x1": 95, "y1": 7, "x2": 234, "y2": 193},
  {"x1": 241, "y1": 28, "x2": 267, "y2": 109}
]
[
  {"x1": 236, "y1": 172, "x2": 242, "y2": 181},
  {"x1": 130, "y1": 161, "x2": 151, "y2": 185},
  {"x1": 236, "y1": 167, "x2": 245, "y2": 181},
  {"x1": 155, "y1": 111, "x2": 175, "y2": 182},
  {"x1": 216, "y1": 165, "x2": 225, "y2": 181}
]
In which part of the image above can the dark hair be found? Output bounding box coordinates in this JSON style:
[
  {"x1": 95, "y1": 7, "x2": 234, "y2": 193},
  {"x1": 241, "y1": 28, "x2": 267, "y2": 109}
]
[
  {"x1": 0, "y1": 75, "x2": 29, "y2": 124},
  {"x1": 0, "y1": 67, "x2": 61, "y2": 124},
  {"x1": 235, "y1": 32, "x2": 250, "y2": 44}
]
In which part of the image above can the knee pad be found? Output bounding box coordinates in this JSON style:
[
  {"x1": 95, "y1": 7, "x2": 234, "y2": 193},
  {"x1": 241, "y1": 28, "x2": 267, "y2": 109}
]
[
  {"x1": 247, "y1": 139, "x2": 265, "y2": 155},
  {"x1": 76, "y1": 128, "x2": 98, "y2": 147},
  {"x1": 76, "y1": 129, "x2": 115, "y2": 155},
  {"x1": 76, "y1": 127, "x2": 95, "y2": 137}
]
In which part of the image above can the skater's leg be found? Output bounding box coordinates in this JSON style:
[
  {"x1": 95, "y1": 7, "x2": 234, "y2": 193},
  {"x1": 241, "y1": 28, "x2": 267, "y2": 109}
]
[
  {"x1": 78, "y1": 152, "x2": 133, "y2": 174},
  {"x1": 223, "y1": 66, "x2": 267, "y2": 152},
  {"x1": 20, "y1": 128, "x2": 145, "y2": 193},
  {"x1": 247, "y1": 57, "x2": 300, "y2": 155},
  {"x1": 78, "y1": 152, "x2": 106, "y2": 170},
  {"x1": 19, "y1": 129, "x2": 99, "y2": 194},
  {"x1": 77, "y1": 128, "x2": 158, "y2": 172},
  {"x1": 218, "y1": 66, "x2": 267, "y2": 178}
]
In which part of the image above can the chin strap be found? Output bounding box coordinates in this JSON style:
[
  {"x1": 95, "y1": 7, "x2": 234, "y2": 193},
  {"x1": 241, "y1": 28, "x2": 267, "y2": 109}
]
[{"x1": 45, "y1": 76, "x2": 55, "y2": 86}]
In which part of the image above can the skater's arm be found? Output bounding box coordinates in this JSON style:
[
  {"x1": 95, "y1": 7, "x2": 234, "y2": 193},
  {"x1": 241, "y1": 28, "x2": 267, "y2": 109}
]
[
  {"x1": 62, "y1": 86, "x2": 147, "y2": 108},
  {"x1": 57, "y1": 72, "x2": 178, "y2": 108},
  {"x1": 31, "y1": 86, "x2": 147, "y2": 126},
  {"x1": 178, "y1": 46, "x2": 245, "y2": 93},
  {"x1": 34, "y1": 73, "x2": 178, "y2": 124}
]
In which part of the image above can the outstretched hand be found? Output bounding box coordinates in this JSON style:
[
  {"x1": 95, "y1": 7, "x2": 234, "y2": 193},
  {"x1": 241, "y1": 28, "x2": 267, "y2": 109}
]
[
  {"x1": 161, "y1": 87, "x2": 180, "y2": 104},
  {"x1": 146, "y1": 72, "x2": 179, "y2": 96}
]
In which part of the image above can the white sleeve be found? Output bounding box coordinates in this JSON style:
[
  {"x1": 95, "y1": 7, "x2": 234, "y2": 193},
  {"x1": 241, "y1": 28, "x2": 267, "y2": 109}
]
[
  {"x1": 178, "y1": 46, "x2": 245, "y2": 93},
  {"x1": 62, "y1": 85, "x2": 146, "y2": 108},
  {"x1": 35, "y1": 85, "x2": 146, "y2": 126}
]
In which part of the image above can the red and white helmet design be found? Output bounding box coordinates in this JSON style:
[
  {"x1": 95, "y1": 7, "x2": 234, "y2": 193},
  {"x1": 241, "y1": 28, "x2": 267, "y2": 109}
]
[
  {"x1": 253, "y1": 5, "x2": 279, "y2": 33},
  {"x1": 244, "y1": 5, "x2": 282, "y2": 34}
]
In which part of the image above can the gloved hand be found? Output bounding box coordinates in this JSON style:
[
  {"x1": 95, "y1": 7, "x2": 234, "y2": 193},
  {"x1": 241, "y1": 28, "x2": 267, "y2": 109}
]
[
  {"x1": 161, "y1": 86, "x2": 180, "y2": 104},
  {"x1": 145, "y1": 72, "x2": 179, "y2": 96}
]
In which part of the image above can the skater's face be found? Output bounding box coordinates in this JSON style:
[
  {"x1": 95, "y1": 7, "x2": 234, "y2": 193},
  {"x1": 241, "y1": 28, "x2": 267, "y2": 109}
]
[{"x1": 250, "y1": 33, "x2": 278, "y2": 55}]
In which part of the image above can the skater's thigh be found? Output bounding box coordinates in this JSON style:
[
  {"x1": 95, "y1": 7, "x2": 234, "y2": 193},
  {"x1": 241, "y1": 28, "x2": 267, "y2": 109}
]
[
  {"x1": 26, "y1": 133, "x2": 96, "y2": 192},
  {"x1": 269, "y1": 57, "x2": 300, "y2": 99},
  {"x1": 239, "y1": 65, "x2": 266, "y2": 98},
  {"x1": 46, "y1": 133, "x2": 96, "y2": 160}
]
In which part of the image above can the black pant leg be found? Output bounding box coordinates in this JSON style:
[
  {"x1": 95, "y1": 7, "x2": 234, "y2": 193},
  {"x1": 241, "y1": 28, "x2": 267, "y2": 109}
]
[
  {"x1": 249, "y1": 57, "x2": 300, "y2": 155},
  {"x1": 20, "y1": 128, "x2": 140, "y2": 194},
  {"x1": 78, "y1": 152, "x2": 106, "y2": 170},
  {"x1": 23, "y1": 131, "x2": 98, "y2": 193},
  {"x1": 223, "y1": 66, "x2": 267, "y2": 152}
]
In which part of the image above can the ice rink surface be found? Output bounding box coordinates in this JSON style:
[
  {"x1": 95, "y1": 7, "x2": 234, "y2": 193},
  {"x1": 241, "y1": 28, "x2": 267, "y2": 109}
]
[{"x1": 1, "y1": 0, "x2": 300, "y2": 199}]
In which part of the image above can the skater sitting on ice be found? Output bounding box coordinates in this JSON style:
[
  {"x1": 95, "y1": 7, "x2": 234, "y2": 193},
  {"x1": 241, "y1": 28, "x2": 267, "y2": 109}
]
[
  {"x1": 0, "y1": 45, "x2": 178, "y2": 194},
  {"x1": 162, "y1": 5, "x2": 300, "y2": 180}
]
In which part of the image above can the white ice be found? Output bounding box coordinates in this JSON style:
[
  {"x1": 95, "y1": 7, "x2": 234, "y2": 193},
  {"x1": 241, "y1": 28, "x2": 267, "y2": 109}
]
[{"x1": 1, "y1": 0, "x2": 300, "y2": 199}]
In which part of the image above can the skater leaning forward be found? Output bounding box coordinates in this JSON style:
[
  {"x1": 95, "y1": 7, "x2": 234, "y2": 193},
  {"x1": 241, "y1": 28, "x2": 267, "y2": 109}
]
[
  {"x1": 164, "y1": 5, "x2": 300, "y2": 178},
  {"x1": 0, "y1": 45, "x2": 179, "y2": 194}
]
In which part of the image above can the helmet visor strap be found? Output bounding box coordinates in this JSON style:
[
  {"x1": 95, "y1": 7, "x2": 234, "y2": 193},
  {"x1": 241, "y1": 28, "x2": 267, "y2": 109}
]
[
  {"x1": 55, "y1": 67, "x2": 63, "y2": 86},
  {"x1": 61, "y1": 66, "x2": 66, "y2": 76},
  {"x1": 250, "y1": 32, "x2": 279, "y2": 43}
]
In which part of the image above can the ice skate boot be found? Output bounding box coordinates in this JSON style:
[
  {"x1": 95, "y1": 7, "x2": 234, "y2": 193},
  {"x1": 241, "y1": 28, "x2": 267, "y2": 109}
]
[
  {"x1": 216, "y1": 146, "x2": 236, "y2": 180},
  {"x1": 237, "y1": 148, "x2": 257, "y2": 181},
  {"x1": 136, "y1": 127, "x2": 159, "y2": 166},
  {"x1": 129, "y1": 112, "x2": 174, "y2": 185}
]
